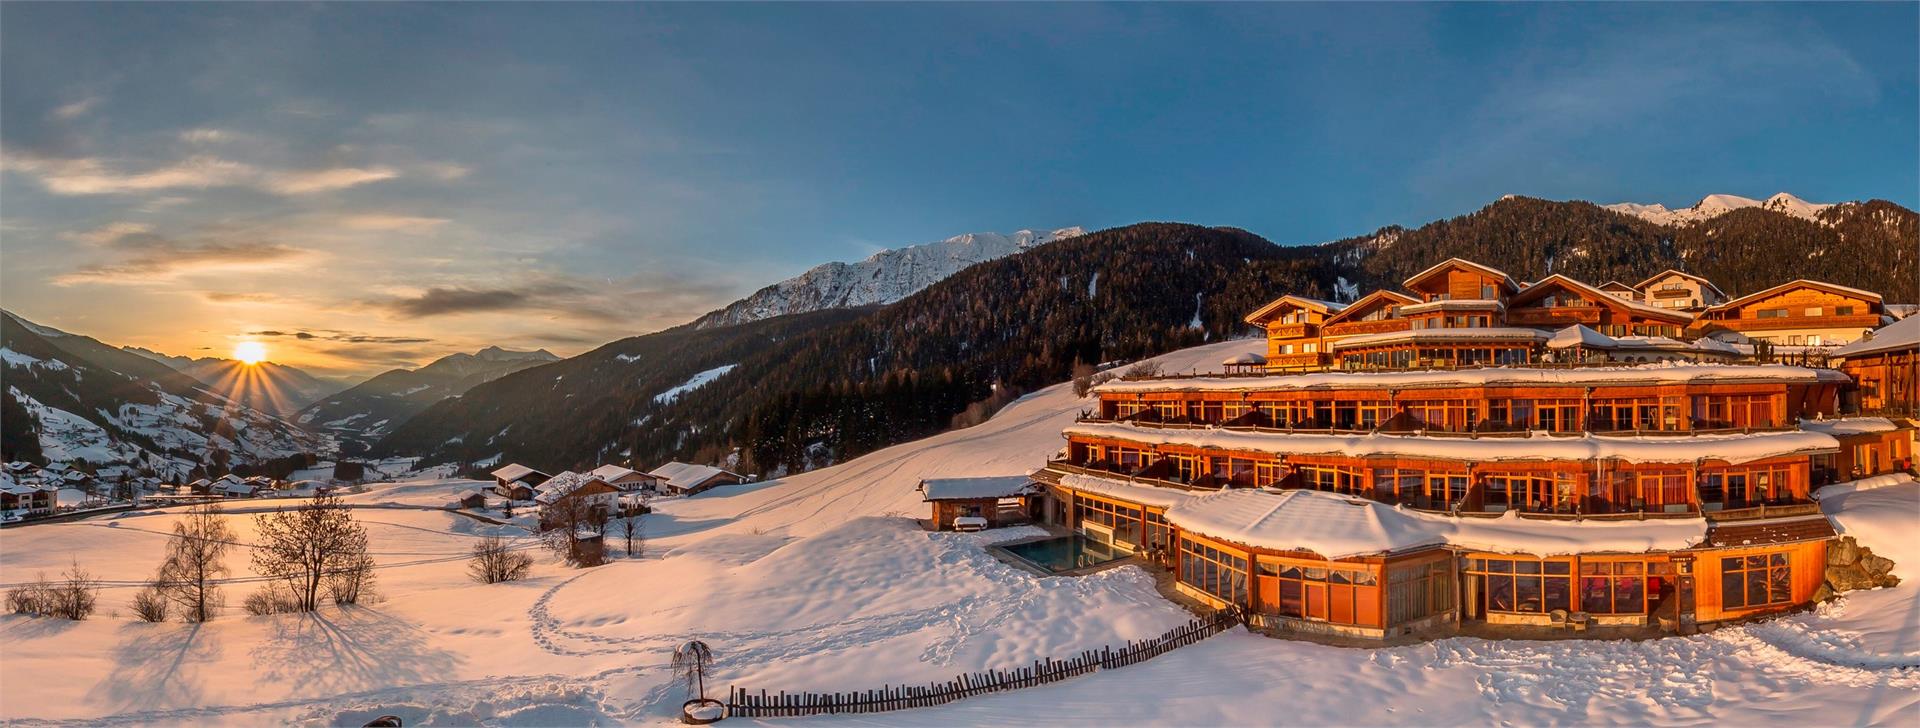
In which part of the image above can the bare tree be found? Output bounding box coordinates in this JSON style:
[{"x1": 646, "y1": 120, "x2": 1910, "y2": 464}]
[
  {"x1": 1120, "y1": 360, "x2": 1163, "y2": 380},
  {"x1": 468, "y1": 535, "x2": 534, "y2": 584},
  {"x1": 41, "y1": 561, "x2": 100, "y2": 620},
  {"x1": 251, "y1": 492, "x2": 371, "y2": 611},
  {"x1": 673, "y1": 640, "x2": 716, "y2": 702},
  {"x1": 327, "y1": 550, "x2": 376, "y2": 605},
  {"x1": 618, "y1": 514, "x2": 645, "y2": 558},
  {"x1": 539, "y1": 496, "x2": 610, "y2": 568},
  {"x1": 155, "y1": 502, "x2": 233, "y2": 622}
]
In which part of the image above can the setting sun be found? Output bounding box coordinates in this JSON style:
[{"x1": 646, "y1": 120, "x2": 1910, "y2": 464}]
[{"x1": 233, "y1": 341, "x2": 268, "y2": 365}]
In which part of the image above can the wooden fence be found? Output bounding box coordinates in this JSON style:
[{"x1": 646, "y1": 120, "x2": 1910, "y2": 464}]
[{"x1": 725, "y1": 610, "x2": 1238, "y2": 718}]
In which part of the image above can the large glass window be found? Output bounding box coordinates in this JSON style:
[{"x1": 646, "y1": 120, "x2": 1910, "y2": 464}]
[
  {"x1": 1468, "y1": 557, "x2": 1572, "y2": 614},
  {"x1": 1579, "y1": 561, "x2": 1648, "y2": 614},
  {"x1": 1387, "y1": 560, "x2": 1455, "y2": 625},
  {"x1": 1261, "y1": 559, "x2": 1380, "y2": 626},
  {"x1": 1721, "y1": 553, "x2": 1791, "y2": 610},
  {"x1": 1078, "y1": 497, "x2": 1141, "y2": 539},
  {"x1": 1180, "y1": 537, "x2": 1248, "y2": 606}
]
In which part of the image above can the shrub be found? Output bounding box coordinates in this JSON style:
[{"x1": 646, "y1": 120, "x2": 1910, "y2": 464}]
[
  {"x1": 131, "y1": 585, "x2": 169, "y2": 622},
  {"x1": 5, "y1": 575, "x2": 52, "y2": 615},
  {"x1": 243, "y1": 583, "x2": 302, "y2": 615},
  {"x1": 468, "y1": 535, "x2": 534, "y2": 584}
]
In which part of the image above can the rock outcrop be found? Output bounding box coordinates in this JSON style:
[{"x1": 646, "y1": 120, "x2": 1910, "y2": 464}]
[{"x1": 1815, "y1": 536, "x2": 1901, "y2": 601}]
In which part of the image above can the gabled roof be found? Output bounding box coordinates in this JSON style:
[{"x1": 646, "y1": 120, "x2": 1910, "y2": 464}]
[
  {"x1": 1321, "y1": 290, "x2": 1420, "y2": 326},
  {"x1": 533, "y1": 471, "x2": 615, "y2": 504},
  {"x1": 1597, "y1": 281, "x2": 1637, "y2": 293},
  {"x1": 647, "y1": 461, "x2": 744, "y2": 490},
  {"x1": 1633, "y1": 269, "x2": 1726, "y2": 299},
  {"x1": 1243, "y1": 295, "x2": 1349, "y2": 326},
  {"x1": 490, "y1": 463, "x2": 548, "y2": 483},
  {"x1": 1401, "y1": 258, "x2": 1520, "y2": 293},
  {"x1": 1546, "y1": 324, "x2": 1619, "y2": 350},
  {"x1": 589, "y1": 464, "x2": 649, "y2": 481},
  {"x1": 1703, "y1": 279, "x2": 1884, "y2": 317},
  {"x1": 1509, "y1": 274, "x2": 1693, "y2": 323}
]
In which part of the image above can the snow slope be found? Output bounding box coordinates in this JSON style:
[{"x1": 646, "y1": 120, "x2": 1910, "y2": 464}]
[
  {"x1": 2, "y1": 338, "x2": 1915, "y2": 726},
  {"x1": 693, "y1": 227, "x2": 1085, "y2": 328},
  {"x1": 1605, "y1": 192, "x2": 1836, "y2": 226}
]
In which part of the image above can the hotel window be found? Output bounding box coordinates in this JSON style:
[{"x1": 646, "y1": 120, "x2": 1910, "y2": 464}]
[
  {"x1": 1835, "y1": 306, "x2": 1855, "y2": 316},
  {"x1": 1261, "y1": 561, "x2": 1379, "y2": 625},
  {"x1": 1426, "y1": 474, "x2": 1468, "y2": 510},
  {"x1": 1481, "y1": 283, "x2": 1497, "y2": 299},
  {"x1": 1387, "y1": 560, "x2": 1454, "y2": 625},
  {"x1": 1757, "y1": 308, "x2": 1788, "y2": 319},
  {"x1": 1180, "y1": 538, "x2": 1248, "y2": 606},
  {"x1": 1254, "y1": 461, "x2": 1286, "y2": 487},
  {"x1": 1469, "y1": 557, "x2": 1573, "y2": 614},
  {"x1": 1579, "y1": 560, "x2": 1649, "y2": 614},
  {"x1": 1144, "y1": 511, "x2": 1170, "y2": 553},
  {"x1": 1536, "y1": 401, "x2": 1581, "y2": 432},
  {"x1": 1078, "y1": 497, "x2": 1141, "y2": 536},
  {"x1": 1804, "y1": 307, "x2": 1822, "y2": 317},
  {"x1": 1722, "y1": 553, "x2": 1791, "y2": 609}
]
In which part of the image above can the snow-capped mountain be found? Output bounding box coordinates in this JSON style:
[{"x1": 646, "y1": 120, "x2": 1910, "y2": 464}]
[
  {"x1": 693, "y1": 227, "x2": 1086, "y2": 328},
  {"x1": 123, "y1": 346, "x2": 348, "y2": 416},
  {"x1": 295, "y1": 346, "x2": 559, "y2": 453},
  {"x1": 1, "y1": 311, "x2": 321, "y2": 478},
  {"x1": 1604, "y1": 192, "x2": 1835, "y2": 226}
]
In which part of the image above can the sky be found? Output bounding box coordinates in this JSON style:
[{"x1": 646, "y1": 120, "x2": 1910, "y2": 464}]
[{"x1": 3, "y1": 3, "x2": 1915, "y2": 380}]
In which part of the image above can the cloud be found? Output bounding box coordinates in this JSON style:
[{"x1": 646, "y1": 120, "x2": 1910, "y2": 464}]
[
  {"x1": 52, "y1": 225, "x2": 311, "y2": 285},
  {"x1": 2, "y1": 152, "x2": 399, "y2": 196},
  {"x1": 60, "y1": 222, "x2": 155, "y2": 246},
  {"x1": 49, "y1": 96, "x2": 102, "y2": 120},
  {"x1": 373, "y1": 278, "x2": 634, "y2": 324},
  {"x1": 337, "y1": 213, "x2": 450, "y2": 233},
  {"x1": 262, "y1": 165, "x2": 398, "y2": 194},
  {"x1": 202, "y1": 291, "x2": 278, "y2": 303},
  {"x1": 3, "y1": 154, "x2": 256, "y2": 195},
  {"x1": 382, "y1": 286, "x2": 548, "y2": 318},
  {"x1": 249, "y1": 329, "x2": 433, "y2": 344}
]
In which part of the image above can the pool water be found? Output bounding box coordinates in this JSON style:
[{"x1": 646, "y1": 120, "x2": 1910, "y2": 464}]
[{"x1": 1001, "y1": 534, "x2": 1130, "y2": 573}]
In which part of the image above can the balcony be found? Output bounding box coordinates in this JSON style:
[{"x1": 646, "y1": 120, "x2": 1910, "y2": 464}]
[
  {"x1": 1266, "y1": 352, "x2": 1327, "y2": 370},
  {"x1": 1266, "y1": 322, "x2": 1318, "y2": 339},
  {"x1": 1650, "y1": 288, "x2": 1693, "y2": 300},
  {"x1": 1699, "y1": 314, "x2": 1884, "y2": 333},
  {"x1": 1323, "y1": 319, "x2": 1410, "y2": 337},
  {"x1": 1505, "y1": 307, "x2": 1602, "y2": 326}
]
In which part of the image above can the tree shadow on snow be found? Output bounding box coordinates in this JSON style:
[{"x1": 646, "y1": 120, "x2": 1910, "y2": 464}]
[
  {"x1": 85, "y1": 622, "x2": 222, "y2": 713},
  {"x1": 1851, "y1": 592, "x2": 1920, "y2": 727},
  {"x1": 248, "y1": 606, "x2": 463, "y2": 696}
]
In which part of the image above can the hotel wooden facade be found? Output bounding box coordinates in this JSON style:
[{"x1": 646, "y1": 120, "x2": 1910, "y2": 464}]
[{"x1": 1027, "y1": 259, "x2": 1914, "y2": 640}]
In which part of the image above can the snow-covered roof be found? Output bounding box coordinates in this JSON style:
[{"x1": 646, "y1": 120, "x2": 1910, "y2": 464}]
[
  {"x1": 1065, "y1": 421, "x2": 1840, "y2": 465},
  {"x1": 1547, "y1": 325, "x2": 1618, "y2": 350},
  {"x1": 1092, "y1": 362, "x2": 1844, "y2": 395},
  {"x1": 919, "y1": 476, "x2": 1035, "y2": 501},
  {"x1": 1686, "y1": 337, "x2": 1743, "y2": 355},
  {"x1": 647, "y1": 462, "x2": 742, "y2": 489},
  {"x1": 1165, "y1": 488, "x2": 1706, "y2": 559},
  {"x1": 1329, "y1": 327, "x2": 1548, "y2": 351},
  {"x1": 1394, "y1": 299, "x2": 1507, "y2": 316},
  {"x1": 0, "y1": 481, "x2": 56, "y2": 496},
  {"x1": 1831, "y1": 314, "x2": 1920, "y2": 359},
  {"x1": 1321, "y1": 290, "x2": 1421, "y2": 325},
  {"x1": 1797, "y1": 417, "x2": 1902, "y2": 436},
  {"x1": 1055, "y1": 472, "x2": 1196, "y2": 509},
  {"x1": 1221, "y1": 352, "x2": 1267, "y2": 365},
  {"x1": 490, "y1": 463, "x2": 547, "y2": 483},
  {"x1": 589, "y1": 464, "x2": 647, "y2": 481}
]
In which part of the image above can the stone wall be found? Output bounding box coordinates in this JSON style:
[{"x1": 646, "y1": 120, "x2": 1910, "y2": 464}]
[{"x1": 1816, "y1": 536, "x2": 1900, "y2": 601}]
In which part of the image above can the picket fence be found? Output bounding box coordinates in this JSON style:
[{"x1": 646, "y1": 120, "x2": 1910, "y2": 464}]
[{"x1": 725, "y1": 610, "x2": 1238, "y2": 718}]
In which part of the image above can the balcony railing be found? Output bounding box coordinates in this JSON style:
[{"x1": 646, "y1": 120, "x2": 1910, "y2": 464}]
[
  {"x1": 1505, "y1": 308, "x2": 1602, "y2": 326},
  {"x1": 1322, "y1": 319, "x2": 1411, "y2": 337},
  {"x1": 1266, "y1": 323, "x2": 1318, "y2": 339},
  {"x1": 1699, "y1": 314, "x2": 1884, "y2": 332}
]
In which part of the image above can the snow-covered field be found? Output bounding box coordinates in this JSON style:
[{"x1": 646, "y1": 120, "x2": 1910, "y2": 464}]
[{"x1": 2, "y1": 338, "x2": 1916, "y2": 726}]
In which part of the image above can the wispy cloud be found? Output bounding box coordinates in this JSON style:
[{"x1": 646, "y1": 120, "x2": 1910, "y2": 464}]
[
  {"x1": 49, "y1": 96, "x2": 102, "y2": 120},
  {"x1": 338, "y1": 213, "x2": 450, "y2": 233},
  {"x1": 52, "y1": 224, "x2": 311, "y2": 285},
  {"x1": 2, "y1": 152, "x2": 400, "y2": 196},
  {"x1": 249, "y1": 329, "x2": 433, "y2": 344}
]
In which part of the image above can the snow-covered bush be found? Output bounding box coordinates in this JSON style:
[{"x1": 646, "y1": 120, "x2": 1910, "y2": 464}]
[
  {"x1": 8, "y1": 563, "x2": 100, "y2": 620},
  {"x1": 130, "y1": 585, "x2": 169, "y2": 622}
]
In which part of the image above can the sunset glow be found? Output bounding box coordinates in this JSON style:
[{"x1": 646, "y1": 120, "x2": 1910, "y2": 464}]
[{"x1": 233, "y1": 341, "x2": 267, "y2": 365}]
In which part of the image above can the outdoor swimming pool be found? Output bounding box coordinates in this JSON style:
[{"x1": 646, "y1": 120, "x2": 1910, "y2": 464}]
[{"x1": 1000, "y1": 534, "x2": 1131, "y2": 573}]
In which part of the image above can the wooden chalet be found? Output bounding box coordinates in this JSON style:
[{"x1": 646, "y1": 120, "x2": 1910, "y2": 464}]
[
  {"x1": 1245, "y1": 295, "x2": 1349, "y2": 372},
  {"x1": 1633, "y1": 269, "x2": 1727, "y2": 312},
  {"x1": 647, "y1": 462, "x2": 745, "y2": 495},
  {"x1": 917, "y1": 476, "x2": 1037, "y2": 531},
  {"x1": 1831, "y1": 314, "x2": 1920, "y2": 414},
  {"x1": 490, "y1": 463, "x2": 552, "y2": 500},
  {"x1": 534, "y1": 471, "x2": 622, "y2": 522},
  {"x1": 1692, "y1": 280, "x2": 1887, "y2": 347}
]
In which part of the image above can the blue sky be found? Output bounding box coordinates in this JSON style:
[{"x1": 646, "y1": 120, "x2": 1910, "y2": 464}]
[{"x1": 3, "y1": 3, "x2": 1914, "y2": 377}]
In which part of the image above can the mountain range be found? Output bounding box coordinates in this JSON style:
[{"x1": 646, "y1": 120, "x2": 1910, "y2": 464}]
[
  {"x1": 294, "y1": 346, "x2": 560, "y2": 454},
  {"x1": 1602, "y1": 192, "x2": 1835, "y2": 227},
  {"x1": 122, "y1": 347, "x2": 348, "y2": 416},
  {"x1": 692, "y1": 227, "x2": 1086, "y2": 328},
  {"x1": 1, "y1": 311, "x2": 321, "y2": 477}
]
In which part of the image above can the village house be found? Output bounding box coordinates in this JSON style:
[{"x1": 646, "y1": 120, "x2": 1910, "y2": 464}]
[
  {"x1": 647, "y1": 462, "x2": 745, "y2": 495},
  {"x1": 489, "y1": 463, "x2": 552, "y2": 500},
  {"x1": 1831, "y1": 314, "x2": 1920, "y2": 414},
  {"x1": 1691, "y1": 280, "x2": 1888, "y2": 347},
  {"x1": 533, "y1": 471, "x2": 623, "y2": 527},
  {"x1": 1022, "y1": 267, "x2": 1915, "y2": 641},
  {"x1": 588, "y1": 464, "x2": 662, "y2": 493},
  {"x1": 0, "y1": 478, "x2": 56, "y2": 519},
  {"x1": 917, "y1": 476, "x2": 1037, "y2": 531},
  {"x1": 1633, "y1": 269, "x2": 1727, "y2": 312}
]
